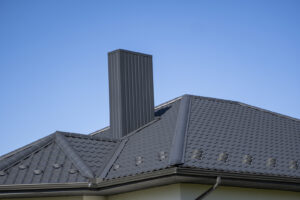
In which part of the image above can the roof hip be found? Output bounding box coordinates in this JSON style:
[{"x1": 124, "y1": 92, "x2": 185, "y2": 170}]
[
  {"x1": 54, "y1": 132, "x2": 94, "y2": 178},
  {"x1": 168, "y1": 94, "x2": 192, "y2": 166}
]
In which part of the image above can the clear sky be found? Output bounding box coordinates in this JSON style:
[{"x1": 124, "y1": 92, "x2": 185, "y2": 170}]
[{"x1": 0, "y1": 0, "x2": 299, "y2": 155}]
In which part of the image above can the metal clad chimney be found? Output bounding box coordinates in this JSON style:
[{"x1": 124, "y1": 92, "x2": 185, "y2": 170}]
[{"x1": 108, "y1": 49, "x2": 154, "y2": 138}]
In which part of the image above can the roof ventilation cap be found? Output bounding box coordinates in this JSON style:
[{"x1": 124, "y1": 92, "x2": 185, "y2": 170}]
[
  {"x1": 19, "y1": 164, "x2": 28, "y2": 170},
  {"x1": 289, "y1": 160, "x2": 298, "y2": 170},
  {"x1": 33, "y1": 169, "x2": 43, "y2": 175},
  {"x1": 113, "y1": 164, "x2": 120, "y2": 171},
  {"x1": 0, "y1": 171, "x2": 7, "y2": 176},
  {"x1": 266, "y1": 158, "x2": 276, "y2": 167},
  {"x1": 53, "y1": 163, "x2": 63, "y2": 169},
  {"x1": 136, "y1": 156, "x2": 143, "y2": 166},
  {"x1": 218, "y1": 152, "x2": 228, "y2": 162},
  {"x1": 191, "y1": 149, "x2": 203, "y2": 160},
  {"x1": 69, "y1": 169, "x2": 78, "y2": 174},
  {"x1": 242, "y1": 155, "x2": 253, "y2": 165},
  {"x1": 159, "y1": 151, "x2": 167, "y2": 161}
]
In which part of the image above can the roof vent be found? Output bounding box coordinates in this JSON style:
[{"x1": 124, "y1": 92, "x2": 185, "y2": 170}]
[
  {"x1": 108, "y1": 49, "x2": 155, "y2": 138},
  {"x1": 113, "y1": 164, "x2": 120, "y2": 170},
  {"x1": 218, "y1": 152, "x2": 228, "y2": 162},
  {"x1": 135, "y1": 156, "x2": 143, "y2": 166},
  {"x1": 53, "y1": 163, "x2": 63, "y2": 169},
  {"x1": 266, "y1": 158, "x2": 276, "y2": 167},
  {"x1": 242, "y1": 155, "x2": 253, "y2": 165},
  {"x1": 159, "y1": 151, "x2": 167, "y2": 161},
  {"x1": 191, "y1": 149, "x2": 203, "y2": 160},
  {"x1": 19, "y1": 164, "x2": 28, "y2": 170},
  {"x1": 33, "y1": 169, "x2": 43, "y2": 175},
  {"x1": 0, "y1": 171, "x2": 6, "y2": 176},
  {"x1": 289, "y1": 160, "x2": 298, "y2": 170},
  {"x1": 69, "y1": 169, "x2": 78, "y2": 174}
]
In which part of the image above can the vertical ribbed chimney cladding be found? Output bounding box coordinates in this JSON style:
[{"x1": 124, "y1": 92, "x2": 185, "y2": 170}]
[{"x1": 108, "y1": 49, "x2": 155, "y2": 139}]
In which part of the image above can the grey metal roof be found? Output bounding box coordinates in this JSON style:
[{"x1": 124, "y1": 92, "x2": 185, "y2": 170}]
[
  {"x1": 104, "y1": 97, "x2": 181, "y2": 179},
  {"x1": 0, "y1": 132, "x2": 119, "y2": 184},
  {"x1": 0, "y1": 94, "x2": 299, "y2": 187},
  {"x1": 183, "y1": 95, "x2": 300, "y2": 178}
]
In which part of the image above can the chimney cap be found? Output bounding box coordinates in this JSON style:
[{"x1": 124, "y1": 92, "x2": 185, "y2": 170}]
[{"x1": 108, "y1": 49, "x2": 152, "y2": 57}]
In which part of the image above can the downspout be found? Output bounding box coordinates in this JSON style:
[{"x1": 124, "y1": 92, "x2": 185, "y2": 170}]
[{"x1": 195, "y1": 176, "x2": 221, "y2": 200}]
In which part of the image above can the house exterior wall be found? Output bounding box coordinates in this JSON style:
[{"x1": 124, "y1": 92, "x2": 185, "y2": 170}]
[
  {"x1": 180, "y1": 184, "x2": 300, "y2": 200},
  {"x1": 108, "y1": 183, "x2": 181, "y2": 200},
  {"x1": 108, "y1": 183, "x2": 300, "y2": 200},
  {"x1": 2, "y1": 183, "x2": 300, "y2": 200}
]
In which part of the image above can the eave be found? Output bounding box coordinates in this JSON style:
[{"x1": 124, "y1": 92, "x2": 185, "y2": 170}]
[{"x1": 0, "y1": 167, "x2": 299, "y2": 198}]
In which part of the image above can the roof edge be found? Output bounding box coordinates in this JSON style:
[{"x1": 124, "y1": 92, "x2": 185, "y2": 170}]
[
  {"x1": 169, "y1": 95, "x2": 192, "y2": 166},
  {"x1": 0, "y1": 134, "x2": 54, "y2": 171},
  {"x1": 191, "y1": 94, "x2": 300, "y2": 122},
  {"x1": 1, "y1": 167, "x2": 300, "y2": 198}
]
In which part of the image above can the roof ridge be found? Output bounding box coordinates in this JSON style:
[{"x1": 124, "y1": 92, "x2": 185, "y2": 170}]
[
  {"x1": 237, "y1": 102, "x2": 300, "y2": 123},
  {"x1": 154, "y1": 96, "x2": 183, "y2": 110},
  {"x1": 191, "y1": 94, "x2": 300, "y2": 123},
  {"x1": 191, "y1": 94, "x2": 239, "y2": 104},
  {"x1": 54, "y1": 133, "x2": 94, "y2": 178},
  {"x1": 57, "y1": 131, "x2": 119, "y2": 143},
  {"x1": 0, "y1": 134, "x2": 54, "y2": 171},
  {"x1": 169, "y1": 95, "x2": 191, "y2": 166}
]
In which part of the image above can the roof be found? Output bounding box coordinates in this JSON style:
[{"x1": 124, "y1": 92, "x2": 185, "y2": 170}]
[
  {"x1": 0, "y1": 132, "x2": 119, "y2": 185},
  {"x1": 0, "y1": 94, "x2": 300, "y2": 195}
]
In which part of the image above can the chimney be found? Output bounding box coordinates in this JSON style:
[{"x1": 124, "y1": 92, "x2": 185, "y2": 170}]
[{"x1": 108, "y1": 49, "x2": 155, "y2": 138}]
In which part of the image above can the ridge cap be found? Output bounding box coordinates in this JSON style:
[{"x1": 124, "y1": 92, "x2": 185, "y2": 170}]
[{"x1": 168, "y1": 95, "x2": 192, "y2": 166}]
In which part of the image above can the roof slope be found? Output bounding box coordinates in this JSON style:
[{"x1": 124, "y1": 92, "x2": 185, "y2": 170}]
[
  {"x1": 183, "y1": 95, "x2": 300, "y2": 178},
  {"x1": 0, "y1": 132, "x2": 119, "y2": 184},
  {"x1": 104, "y1": 97, "x2": 181, "y2": 179},
  {"x1": 0, "y1": 94, "x2": 299, "y2": 188}
]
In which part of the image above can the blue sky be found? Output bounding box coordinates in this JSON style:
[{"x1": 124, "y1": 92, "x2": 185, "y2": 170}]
[{"x1": 0, "y1": 0, "x2": 299, "y2": 155}]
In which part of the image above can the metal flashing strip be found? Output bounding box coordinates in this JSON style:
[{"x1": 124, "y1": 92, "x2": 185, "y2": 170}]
[
  {"x1": 0, "y1": 134, "x2": 54, "y2": 171},
  {"x1": 55, "y1": 133, "x2": 94, "y2": 178},
  {"x1": 154, "y1": 96, "x2": 182, "y2": 110},
  {"x1": 90, "y1": 126, "x2": 110, "y2": 136},
  {"x1": 169, "y1": 95, "x2": 191, "y2": 166},
  {"x1": 60, "y1": 131, "x2": 119, "y2": 143},
  {"x1": 98, "y1": 139, "x2": 129, "y2": 181}
]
